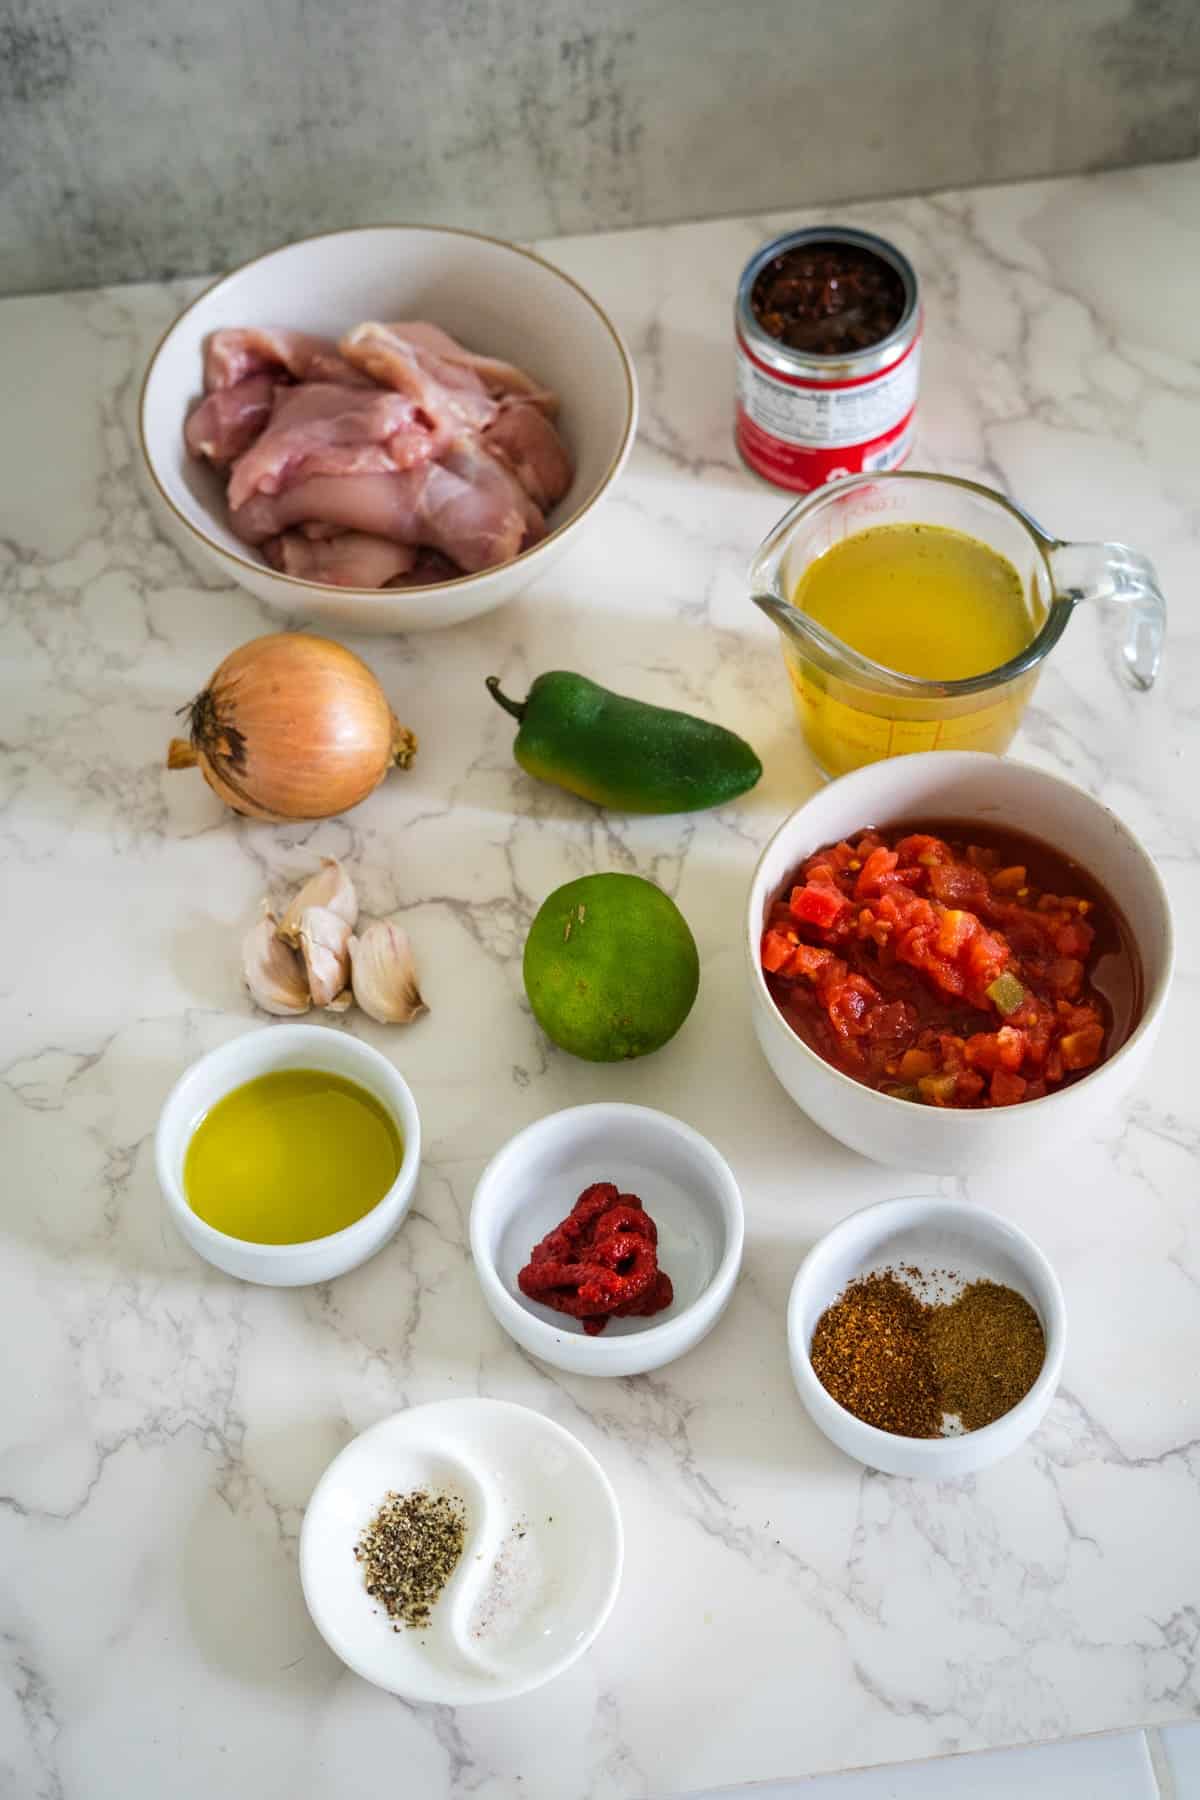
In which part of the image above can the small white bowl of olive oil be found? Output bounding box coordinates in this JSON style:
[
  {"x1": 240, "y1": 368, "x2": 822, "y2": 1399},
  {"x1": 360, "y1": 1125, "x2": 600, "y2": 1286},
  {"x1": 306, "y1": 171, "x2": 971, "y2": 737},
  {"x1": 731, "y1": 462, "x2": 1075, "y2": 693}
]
[{"x1": 156, "y1": 1024, "x2": 421, "y2": 1285}]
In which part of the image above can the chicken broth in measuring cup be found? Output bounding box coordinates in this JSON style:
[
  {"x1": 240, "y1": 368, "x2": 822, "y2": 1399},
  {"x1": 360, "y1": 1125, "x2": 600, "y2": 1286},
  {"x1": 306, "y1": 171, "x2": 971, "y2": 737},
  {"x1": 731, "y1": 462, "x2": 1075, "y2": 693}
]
[
  {"x1": 792, "y1": 524, "x2": 1041, "y2": 683},
  {"x1": 776, "y1": 520, "x2": 1047, "y2": 776}
]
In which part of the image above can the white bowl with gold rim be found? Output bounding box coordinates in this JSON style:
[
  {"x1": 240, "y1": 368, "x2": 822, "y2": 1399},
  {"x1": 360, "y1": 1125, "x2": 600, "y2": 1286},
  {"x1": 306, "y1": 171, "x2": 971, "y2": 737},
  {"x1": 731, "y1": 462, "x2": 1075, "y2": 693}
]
[
  {"x1": 155, "y1": 1023, "x2": 421, "y2": 1285},
  {"x1": 139, "y1": 226, "x2": 638, "y2": 633},
  {"x1": 746, "y1": 752, "x2": 1174, "y2": 1175}
]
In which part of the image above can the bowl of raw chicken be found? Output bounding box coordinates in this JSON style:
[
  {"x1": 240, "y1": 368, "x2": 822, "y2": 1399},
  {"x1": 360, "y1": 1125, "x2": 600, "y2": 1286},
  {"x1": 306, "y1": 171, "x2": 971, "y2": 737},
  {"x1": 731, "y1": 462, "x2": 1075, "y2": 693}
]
[{"x1": 139, "y1": 226, "x2": 638, "y2": 631}]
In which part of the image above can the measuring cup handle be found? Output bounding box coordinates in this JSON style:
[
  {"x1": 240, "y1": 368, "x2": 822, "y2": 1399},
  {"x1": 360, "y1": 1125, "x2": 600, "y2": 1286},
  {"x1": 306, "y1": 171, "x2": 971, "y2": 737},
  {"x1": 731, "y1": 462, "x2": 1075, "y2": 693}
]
[{"x1": 1047, "y1": 540, "x2": 1166, "y2": 691}]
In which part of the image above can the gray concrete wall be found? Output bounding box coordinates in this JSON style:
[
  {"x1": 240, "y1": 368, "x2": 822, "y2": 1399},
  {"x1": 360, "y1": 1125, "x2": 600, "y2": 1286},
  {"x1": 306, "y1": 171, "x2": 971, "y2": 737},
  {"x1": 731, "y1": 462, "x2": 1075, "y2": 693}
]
[{"x1": 2, "y1": 0, "x2": 1198, "y2": 295}]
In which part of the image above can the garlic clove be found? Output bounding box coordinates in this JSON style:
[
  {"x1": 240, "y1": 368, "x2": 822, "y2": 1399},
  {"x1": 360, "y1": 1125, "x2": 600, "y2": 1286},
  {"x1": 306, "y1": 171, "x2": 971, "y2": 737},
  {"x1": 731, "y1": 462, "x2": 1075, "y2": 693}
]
[
  {"x1": 325, "y1": 988, "x2": 354, "y2": 1014},
  {"x1": 278, "y1": 858, "x2": 358, "y2": 946},
  {"x1": 243, "y1": 906, "x2": 311, "y2": 1015},
  {"x1": 298, "y1": 905, "x2": 353, "y2": 1009},
  {"x1": 349, "y1": 919, "x2": 428, "y2": 1025}
]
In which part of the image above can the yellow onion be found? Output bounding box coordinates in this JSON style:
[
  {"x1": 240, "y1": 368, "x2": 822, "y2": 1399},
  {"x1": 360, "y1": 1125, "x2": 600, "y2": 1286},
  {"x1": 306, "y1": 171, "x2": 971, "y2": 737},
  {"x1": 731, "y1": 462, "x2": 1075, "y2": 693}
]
[{"x1": 167, "y1": 633, "x2": 417, "y2": 822}]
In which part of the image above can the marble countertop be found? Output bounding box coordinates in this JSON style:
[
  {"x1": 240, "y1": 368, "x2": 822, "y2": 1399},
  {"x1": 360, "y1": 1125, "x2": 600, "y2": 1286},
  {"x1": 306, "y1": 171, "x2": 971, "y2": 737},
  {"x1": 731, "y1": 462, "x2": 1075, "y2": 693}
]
[{"x1": 2, "y1": 158, "x2": 1198, "y2": 1800}]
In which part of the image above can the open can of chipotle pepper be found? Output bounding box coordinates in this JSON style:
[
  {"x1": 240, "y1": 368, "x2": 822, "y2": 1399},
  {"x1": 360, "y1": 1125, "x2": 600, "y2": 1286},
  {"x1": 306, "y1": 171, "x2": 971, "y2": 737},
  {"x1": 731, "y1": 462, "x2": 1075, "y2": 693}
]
[{"x1": 735, "y1": 226, "x2": 921, "y2": 492}]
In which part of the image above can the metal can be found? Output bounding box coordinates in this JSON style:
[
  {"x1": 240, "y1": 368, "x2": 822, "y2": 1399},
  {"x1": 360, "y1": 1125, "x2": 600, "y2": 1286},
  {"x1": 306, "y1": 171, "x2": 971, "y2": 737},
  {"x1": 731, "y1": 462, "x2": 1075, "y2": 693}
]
[{"x1": 735, "y1": 226, "x2": 922, "y2": 492}]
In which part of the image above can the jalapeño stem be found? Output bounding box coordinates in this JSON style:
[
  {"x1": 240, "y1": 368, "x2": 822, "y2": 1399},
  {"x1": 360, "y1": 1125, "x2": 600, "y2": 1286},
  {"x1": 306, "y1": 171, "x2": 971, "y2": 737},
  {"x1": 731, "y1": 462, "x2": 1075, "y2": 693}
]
[{"x1": 485, "y1": 676, "x2": 527, "y2": 722}]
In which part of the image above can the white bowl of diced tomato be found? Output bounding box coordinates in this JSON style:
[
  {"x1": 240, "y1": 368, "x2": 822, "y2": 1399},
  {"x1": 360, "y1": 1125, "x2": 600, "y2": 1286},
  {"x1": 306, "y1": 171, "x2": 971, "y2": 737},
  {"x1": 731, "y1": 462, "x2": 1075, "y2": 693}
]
[{"x1": 746, "y1": 752, "x2": 1174, "y2": 1174}]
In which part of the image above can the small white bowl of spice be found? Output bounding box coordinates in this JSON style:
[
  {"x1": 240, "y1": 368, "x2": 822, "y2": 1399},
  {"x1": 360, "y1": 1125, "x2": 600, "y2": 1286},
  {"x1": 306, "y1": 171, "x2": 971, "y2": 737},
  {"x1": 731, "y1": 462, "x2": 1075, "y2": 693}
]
[
  {"x1": 788, "y1": 1196, "x2": 1066, "y2": 1479},
  {"x1": 299, "y1": 1397, "x2": 622, "y2": 1703}
]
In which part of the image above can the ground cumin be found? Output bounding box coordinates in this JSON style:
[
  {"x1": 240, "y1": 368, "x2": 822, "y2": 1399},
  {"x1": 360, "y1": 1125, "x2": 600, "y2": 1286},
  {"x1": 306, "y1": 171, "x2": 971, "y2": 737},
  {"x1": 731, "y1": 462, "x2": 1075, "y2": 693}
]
[
  {"x1": 927, "y1": 1279, "x2": 1045, "y2": 1432},
  {"x1": 810, "y1": 1269, "x2": 1045, "y2": 1439}
]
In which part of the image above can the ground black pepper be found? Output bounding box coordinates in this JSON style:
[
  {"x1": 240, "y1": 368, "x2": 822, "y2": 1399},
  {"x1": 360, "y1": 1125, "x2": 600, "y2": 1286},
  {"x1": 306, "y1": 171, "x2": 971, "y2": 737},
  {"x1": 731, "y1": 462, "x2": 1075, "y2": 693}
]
[
  {"x1": 353, "y1": 1489, "x2": 466, "y2": 1630},
  {"x1": 810, "y1": 1268, "x2": 1046, "y2": 1439}
]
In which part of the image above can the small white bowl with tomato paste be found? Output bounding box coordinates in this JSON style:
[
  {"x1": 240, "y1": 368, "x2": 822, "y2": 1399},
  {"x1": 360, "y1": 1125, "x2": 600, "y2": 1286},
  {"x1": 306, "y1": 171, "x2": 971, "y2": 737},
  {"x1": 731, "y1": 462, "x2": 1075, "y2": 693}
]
[
  {"x1": 471, "y1": 1103, "x2": 745, "y2": 1377},
  {"x1": 747, "y1": 752, "x2": 1173, "y2": 1174}
]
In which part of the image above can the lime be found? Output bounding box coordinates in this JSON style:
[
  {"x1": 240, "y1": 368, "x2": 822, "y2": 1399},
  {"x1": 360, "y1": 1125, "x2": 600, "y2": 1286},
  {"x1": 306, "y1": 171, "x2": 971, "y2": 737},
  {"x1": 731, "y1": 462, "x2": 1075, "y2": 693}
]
[{"x1": 523, "y1": 873, "x2": 700, "y2": 1062}]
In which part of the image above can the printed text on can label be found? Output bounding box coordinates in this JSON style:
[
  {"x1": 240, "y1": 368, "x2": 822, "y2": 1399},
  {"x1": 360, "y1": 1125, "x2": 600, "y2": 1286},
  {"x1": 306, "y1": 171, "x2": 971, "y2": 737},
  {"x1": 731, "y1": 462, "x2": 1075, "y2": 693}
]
[{"x1": 736, "y1": 345, "x2": 921, "y2": 449}]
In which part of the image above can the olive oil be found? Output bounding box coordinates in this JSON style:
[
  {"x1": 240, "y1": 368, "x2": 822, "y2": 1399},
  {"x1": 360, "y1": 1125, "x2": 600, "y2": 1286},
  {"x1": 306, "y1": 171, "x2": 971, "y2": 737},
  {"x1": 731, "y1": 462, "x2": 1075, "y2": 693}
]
[
  {"x1": 792, "y1": 522, "x2": 1038, "y2": 681},
  {"x1": 185, "y1": 1068, "x2": 402, "y2": 1244}
]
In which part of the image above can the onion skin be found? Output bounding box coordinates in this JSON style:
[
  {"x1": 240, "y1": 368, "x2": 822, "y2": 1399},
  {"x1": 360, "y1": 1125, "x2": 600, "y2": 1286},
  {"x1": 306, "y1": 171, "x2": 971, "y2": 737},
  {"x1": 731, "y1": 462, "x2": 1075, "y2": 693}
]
[{"x1": 167, "y1": 633, "x2": 417, "y2": 822}]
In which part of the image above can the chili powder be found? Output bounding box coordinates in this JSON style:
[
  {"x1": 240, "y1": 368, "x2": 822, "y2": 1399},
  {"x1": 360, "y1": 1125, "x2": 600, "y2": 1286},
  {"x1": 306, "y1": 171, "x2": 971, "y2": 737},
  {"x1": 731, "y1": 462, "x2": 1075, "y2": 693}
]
[{"x1": 809, "y1": 1268, "x2": 1046, "y2": 1439}]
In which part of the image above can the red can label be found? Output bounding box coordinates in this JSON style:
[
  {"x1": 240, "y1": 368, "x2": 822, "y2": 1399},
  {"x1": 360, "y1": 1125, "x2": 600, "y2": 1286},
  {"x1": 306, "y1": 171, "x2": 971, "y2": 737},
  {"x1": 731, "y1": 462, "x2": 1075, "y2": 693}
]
[{"x1": 735, "y1": 327, "x2": 921, "y2": 492}]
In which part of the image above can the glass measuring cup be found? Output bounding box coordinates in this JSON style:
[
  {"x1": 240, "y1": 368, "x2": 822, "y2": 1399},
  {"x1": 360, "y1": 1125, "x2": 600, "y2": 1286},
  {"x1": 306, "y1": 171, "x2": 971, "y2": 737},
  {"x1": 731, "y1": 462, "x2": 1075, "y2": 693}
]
[{"x1": 750, "y1": 471, "x2": 1165, "y2": 779}]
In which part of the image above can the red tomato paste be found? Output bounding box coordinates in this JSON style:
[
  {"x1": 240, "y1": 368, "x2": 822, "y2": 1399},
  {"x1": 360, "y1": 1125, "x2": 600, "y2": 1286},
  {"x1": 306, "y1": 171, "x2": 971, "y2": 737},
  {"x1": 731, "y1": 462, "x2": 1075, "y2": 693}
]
[
  {"x1": 761, "y1": 823, "x2": 1141, "y2": 1108},
  {"x1": 518, "y1": 1183, "x2": 674, "y2": 1334}
]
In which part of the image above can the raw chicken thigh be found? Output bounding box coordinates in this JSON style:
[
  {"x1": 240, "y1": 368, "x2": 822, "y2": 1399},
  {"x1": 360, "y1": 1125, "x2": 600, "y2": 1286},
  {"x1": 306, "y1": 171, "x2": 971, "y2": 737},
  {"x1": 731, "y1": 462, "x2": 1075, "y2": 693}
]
[
  {"x1": 184, "y1": 374, "x2": 275, "y2": 466},
  {"x1": 204, "y1": 328, "x2": 371, "y2": 390},
  {"x1": 226, "y1": 383, "x2": 441, "y2": 511},
  {"x1": 184, "y1": 320, "x2": 573, "y2": 590},
  {"x1": 267, "y1": 531, "x2": 419, "y2": 588}
]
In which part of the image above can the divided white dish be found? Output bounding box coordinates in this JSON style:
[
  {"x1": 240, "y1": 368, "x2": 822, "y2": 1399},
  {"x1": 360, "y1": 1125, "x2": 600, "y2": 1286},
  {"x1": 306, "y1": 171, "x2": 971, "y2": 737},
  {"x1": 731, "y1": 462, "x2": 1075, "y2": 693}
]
[{"x1": 300, "y1": 1398, "x2": 622, "y2": 1703}]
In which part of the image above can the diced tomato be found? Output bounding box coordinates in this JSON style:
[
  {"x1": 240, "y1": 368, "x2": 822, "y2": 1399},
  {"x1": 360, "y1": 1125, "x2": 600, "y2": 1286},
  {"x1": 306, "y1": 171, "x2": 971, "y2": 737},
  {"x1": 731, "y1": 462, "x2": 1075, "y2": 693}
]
[
  {"x1": 1052, "y1": 918, "x2": 1094, "y2": 958},
  {"x1": 1060, "y1": 1023, "x2": 1104, "y2": 1070},
  {"x1": 759, "y1": 824, "x2": 1120, "y2": 1111},
  {"x1": 902, "y1": 895, "x2": 936, "y2": 933},
  {"x1": 964, "y1": 928, "x2": 1010, "y2": 997},
  {"x1": 854, "y1": 847, "x2": 899, "y2": 898},
  {"x1": 828, "y1": 980, "x2": 875, "y2": 1038},
  {"x1": 936, "y1": 909, "x2": 977, "y2": 957},
  {"x1": 760, "y1": 929, "x2": 796, "y2": 974},
  {"x1": 785, "y1": 943, "x2": 834, "y2": 981},
  {"x1": 789, "y1": 884, "x2": 848, "y2": 930},
  {"x1": 990, "y1": 1069, "x2": 1028, "y2": 1106},
  {"x1": 964, "y1": 1026, "x2": 1025, "y2": 1073},
  {"x1": 895, "y1": 833, "x2": 950, "y2": 866},
  {"x1": 865, "y1": 1001, "x2": 916, "y2": 1046},
  {"x1": 804, "y1": 861, "x2": 839, "y2": 887},
  {"x1": 928, "y1": 861, "x2": 988, "y2": 908},
  {"x1": 877, "y1": 868, "x2": 923, "y2": 897},
  {"x1": 1019, "y1": 1012, "x2": 1053, "y2": 1066},
  {"x1": 1057, "y1": 1000, "x2": 1099, "y2": 1032},
  {"x1": 894, "y1": 924, "x2": 926, "y2": 966},
  {"x1": 815, "y1": 956, "x2": 849, "y2": 1006},
  {"x1": 1045, "y1": 957, "x2": 1084, "y2": 999},
  {"x1": 895, "y1": 921, "x2": 968, "y2": 998},
  {"x1": 766, "y1": 898, "x2": 797, "y2": 933},
  {"x1": 925, "y1": 956, "x2": 968, "y2": 998}
]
